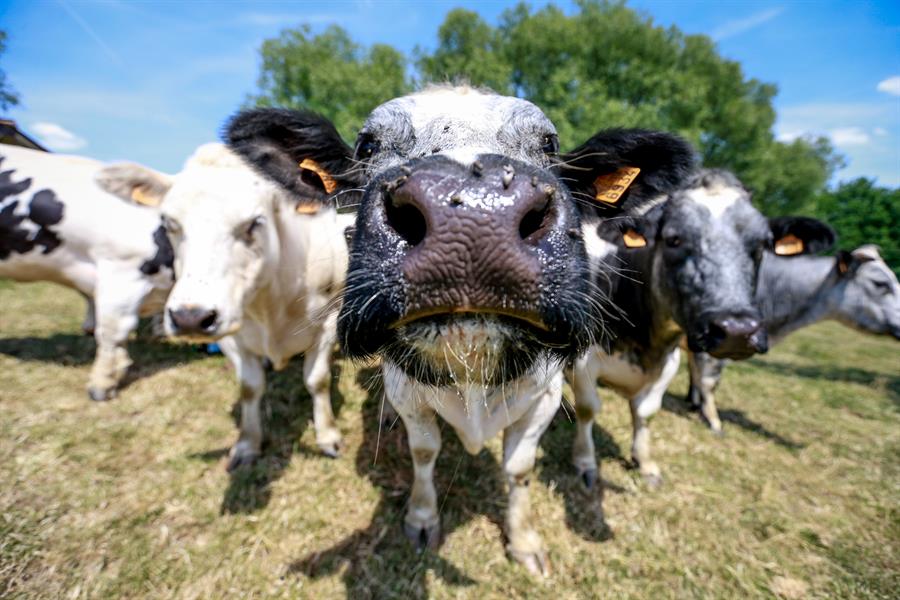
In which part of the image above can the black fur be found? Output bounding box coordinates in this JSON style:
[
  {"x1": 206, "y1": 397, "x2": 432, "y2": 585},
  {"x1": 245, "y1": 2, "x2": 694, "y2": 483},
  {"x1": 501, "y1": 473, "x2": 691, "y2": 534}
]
[
  {"x1": 770, "y1": 216, "x2": 836, "y2": 255},
  {"x1": 139, "y1": 225, "x2": 175, "y2": 277},
  {"x1": 224, "y1": 108, "x2": 362, "y2": 207},
  {"x1": 0, "y1": 160, "x2": 65, "y2": 260},
  {"x1": 558, "y1": 128, "x2": 696, "y2": 217}
]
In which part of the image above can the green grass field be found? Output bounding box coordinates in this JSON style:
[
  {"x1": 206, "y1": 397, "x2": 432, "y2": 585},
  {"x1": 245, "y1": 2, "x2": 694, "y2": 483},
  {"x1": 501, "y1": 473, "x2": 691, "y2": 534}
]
[{"x1": 0, "y1": 280, "x2": 897, "y2": 599}]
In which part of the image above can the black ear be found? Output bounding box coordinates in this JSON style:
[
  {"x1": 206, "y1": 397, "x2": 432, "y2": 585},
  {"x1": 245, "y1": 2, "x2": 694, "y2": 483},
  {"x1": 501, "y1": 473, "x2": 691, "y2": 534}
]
[
  {"x1": 559, "y1": 129, "x2": 696, "y2": 217},
  {"x1": 769, "y1": 216, "x2": 836, "y2": 256},
  {"x1": 224, "y1": 108, "x2": 361, "y2": 205}
]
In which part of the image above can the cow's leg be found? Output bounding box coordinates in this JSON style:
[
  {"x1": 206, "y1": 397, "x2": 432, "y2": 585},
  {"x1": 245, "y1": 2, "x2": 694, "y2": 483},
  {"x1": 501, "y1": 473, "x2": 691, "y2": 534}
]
[
  {"x1": 384, "y1": 363, "x2": 442, "y2": 550},
  {"x1": 687, "y1": 351, "x2": 724, "y2": 434},
  {"x1": 87, "y1": 267, "x2": 149, "y2": 401},
  {"x1": 569, "y1": 351, "x2": 603, "y2": 488},
  {"x1": 503, "y1": 371, "x2": 561, "y2": 577},
  {"x1": 219, "y1": 336, "x2": 265, "y2": 471},
  {"x1": 629, "y1": 348, "x2": 680, "y2": 488},
  {"x1": 302, "y1": 315, "x2": 342, "y2": 457},
  {"x1": 80, "y1": 293, "x2": 96, "y2": 336}
]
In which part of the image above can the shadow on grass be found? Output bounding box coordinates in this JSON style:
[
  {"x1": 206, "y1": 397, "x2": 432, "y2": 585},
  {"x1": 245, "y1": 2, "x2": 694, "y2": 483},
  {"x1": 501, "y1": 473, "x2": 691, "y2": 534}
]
[
  {"x1": 217, "y1": 355, "x2": 347, "y2": 515},
  {"x1": 289, "y1": 367, "x2": 509, "y2": 597},
  {"x1": 0, "y1": 333, "x2": 205, "y2": 392},
  {"x1": 751, "y1": 359, "x2": 900, "y2": 409}
]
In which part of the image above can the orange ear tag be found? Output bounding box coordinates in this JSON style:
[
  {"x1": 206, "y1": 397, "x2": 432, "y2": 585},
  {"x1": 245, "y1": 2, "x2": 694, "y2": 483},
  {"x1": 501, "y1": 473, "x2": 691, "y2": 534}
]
[
  {"x1": 299, "y1": 158, "x2": 338, "y2": 194},
  {"x1": 295, "y1": 203, "x2": 321, "y2": 215},
  {"x1": 774, "y1": 233, "x2": 804, "y2": 256},
  {"x1": 130, "y1": 185, "x2": 159, "y2": 207},
  {"x1": 623, "y1": 228, "x2": 647, "y2": 248},
  {"x1": 593, "y1": 166, "x2": 641, "y2": 205}
]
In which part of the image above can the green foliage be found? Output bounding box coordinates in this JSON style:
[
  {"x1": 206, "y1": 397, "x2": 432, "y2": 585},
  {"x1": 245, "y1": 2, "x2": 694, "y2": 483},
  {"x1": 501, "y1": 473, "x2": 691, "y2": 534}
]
[
  {"x1": 0, "y1": 31, "x2": 20, "y2": 113},
  {"x1": 251, "y1": 25, "x2": 411, "y2": 143},
  {"x1": 814, "y1": 178, "x2": 900, "y2": 275},
  {"x1": 251, "y1": 1, "x2": 842, "y2": 212}
]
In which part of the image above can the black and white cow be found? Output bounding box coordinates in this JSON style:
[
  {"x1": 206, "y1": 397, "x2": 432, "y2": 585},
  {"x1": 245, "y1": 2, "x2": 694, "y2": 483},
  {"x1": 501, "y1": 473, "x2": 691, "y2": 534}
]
[
  {"x1": 569, "y1": 169, "x2": 835, "y2": 487},
  {"x1": 225, "y1": 85, "x2": 695, "y2": 575},
  {"x1": 96, "y1": 143, "x2": 353, "y2": 469},
  {"x1": 0, "y1": 144, "x2": 173, "y2": 400},
  {"x1": 687, "y1": 244, "x2": 900, "y2": 432}
]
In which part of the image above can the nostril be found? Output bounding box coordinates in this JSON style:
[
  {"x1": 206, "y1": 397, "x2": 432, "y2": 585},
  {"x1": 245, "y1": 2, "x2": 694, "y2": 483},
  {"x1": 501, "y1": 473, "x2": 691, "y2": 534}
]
[
  {"x1": 200, "y1": 310, "x2": 218, "y2": 331},
  {"x1": 519, "y1": 197, "x2": 553, "y2": 243},
  {"x1": 384, "y1": 193, "x2": 426, "y2": 247}
]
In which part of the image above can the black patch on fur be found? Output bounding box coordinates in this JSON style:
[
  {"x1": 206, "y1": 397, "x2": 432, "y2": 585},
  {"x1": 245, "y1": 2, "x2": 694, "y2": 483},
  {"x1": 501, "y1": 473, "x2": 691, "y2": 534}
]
[
  {"x1": 769, "y1": 216, "x2": 836, "y2": 255},
  {"x1": 0, "y1": 158, "x2": 65, "y2": 259},
  {"x1": 558, "y1": 128, "x2": 696, "y2": 217},
  {"x1": 224, "y1": 108, "x2": 362, "y2": 208},
  {"x1": 139, "y1": 225, "x2": 174, "y2": 277}
]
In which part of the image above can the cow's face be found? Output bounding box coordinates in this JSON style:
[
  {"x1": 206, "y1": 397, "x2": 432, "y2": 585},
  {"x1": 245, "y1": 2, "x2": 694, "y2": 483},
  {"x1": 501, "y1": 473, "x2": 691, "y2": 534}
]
[
  {"x1": 227, "y1": 86, "x2": 695, "y2": 386},
  {"x1": 835, "y1": 246, "x2": 900, "y2": 339},
  {"x1": 618, "y1": 170, "x2": 835, "y2": 359},
  {"x1": 96, "y1": 146, "x2": 283, "y2": 340}
]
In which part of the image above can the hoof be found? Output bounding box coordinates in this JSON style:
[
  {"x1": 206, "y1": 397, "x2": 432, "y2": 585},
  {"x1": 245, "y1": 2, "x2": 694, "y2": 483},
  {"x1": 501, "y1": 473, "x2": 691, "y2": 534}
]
[
  {"x1": 580, "y1": 468, "x2": 598, "y2": 490},
  {"x1": 403, "y1": 521, "x2": 440, "y2": 552},
  {"x1": 226, "y1": 448, "x2": 260, "y2": 472},
  {"x1": 642, "y1": 472, "x2": 663, "y2": 490},
  {"x1": 317, "y1": 440, "x2": 342, "y2": 459},
  {"x1": 509, "y1": 547, "x2": 551, "y2": 577},
  {"x1": 709, "y1": 425, "x2": 725, "y2": 438},
  {"x1": 88, "y1": 387, "x2": 115, "y2": 402}
]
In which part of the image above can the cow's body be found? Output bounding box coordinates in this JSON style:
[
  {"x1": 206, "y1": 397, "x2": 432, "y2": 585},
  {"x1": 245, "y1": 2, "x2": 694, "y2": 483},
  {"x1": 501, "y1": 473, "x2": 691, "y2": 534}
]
[
  {"x1": 0, "y1": 144, "x2": 173, "y2": 399},
  {"x1": 569, "y1": 170, "x2": 835, "y2": 486},
  {"x1": 687, "y1": 246, "x2": 900, "y2": 430},
  {"x1": 97, "y1": 144, "x2": 352, "y2": 467}
]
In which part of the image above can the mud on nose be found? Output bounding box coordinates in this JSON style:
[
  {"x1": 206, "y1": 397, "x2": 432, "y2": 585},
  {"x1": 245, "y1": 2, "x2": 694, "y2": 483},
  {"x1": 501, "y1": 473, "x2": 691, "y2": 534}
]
[
  {"x1": 377, "y1": 155, "x2": 567, "y2": 320},
  {"x1": 168, "y1": 307, "x2": 219, "y2": 335},
  {"x1": 706, "y1": 313, "x2": 767, "y2": 359}
]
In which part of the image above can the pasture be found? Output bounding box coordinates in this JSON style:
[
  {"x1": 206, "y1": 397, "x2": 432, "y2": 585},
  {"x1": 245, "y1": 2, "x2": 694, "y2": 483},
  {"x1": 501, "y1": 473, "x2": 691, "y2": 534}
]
[{"x1": 1, "y1": 280, "x2": 897, "y2": 599}]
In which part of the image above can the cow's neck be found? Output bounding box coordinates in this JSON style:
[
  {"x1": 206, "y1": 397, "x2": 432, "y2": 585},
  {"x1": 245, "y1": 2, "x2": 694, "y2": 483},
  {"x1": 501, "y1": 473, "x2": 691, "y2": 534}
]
[{"x1": 755, "y1": 253, "x2": 840, "y2": 342}]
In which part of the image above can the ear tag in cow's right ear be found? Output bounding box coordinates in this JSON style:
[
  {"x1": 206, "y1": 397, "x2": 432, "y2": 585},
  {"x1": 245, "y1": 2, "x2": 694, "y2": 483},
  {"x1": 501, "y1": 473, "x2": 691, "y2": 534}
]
[
  {"x1": 593, "y1": 166, "x2": 641, "y2": 205},
  {"x1": 299, "y1": 158, "x2": 338, "y2": 194},
  {"x1": 623, "y1": 228, "x2": 647, "y2": 248},
  {"x1": 130, "y1": 185, "x2": 159, "y2": 207},
  {"x1": 774, "y1": 233, "x2": 804, "y2": 256}
]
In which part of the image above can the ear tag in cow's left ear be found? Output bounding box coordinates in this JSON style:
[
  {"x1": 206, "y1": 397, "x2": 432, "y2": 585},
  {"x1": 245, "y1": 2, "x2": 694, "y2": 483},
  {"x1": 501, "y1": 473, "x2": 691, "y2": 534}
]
[
  {"x1": 130, "y1": 185, "x2": 159, "y2": 207},
  {"x1": 623, "y1": 228, "x2": 647, "y2": 248},
  {"x1": 774, "y1": 233, "x2": 804, "y2": 256},
  {"x1": 593, "y1": 166, "x2": 641, "y2": 205}
]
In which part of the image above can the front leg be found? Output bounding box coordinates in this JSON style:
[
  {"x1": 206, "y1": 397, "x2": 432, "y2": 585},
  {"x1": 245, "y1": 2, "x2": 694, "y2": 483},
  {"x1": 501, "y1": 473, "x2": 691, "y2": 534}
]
[
  {"x1": 303, "y1": 313, "x2": 342, "y2": 457},
  {"x1": 384, "y1": 363, "x2": 441, "y2": 550},
  {"x1": 503, "y1": 371, "x2": 562, "y2": 577},
  {"x1": 567, "y1": 351, "x2": 603, "y2": 488},
  {"x1": 218, "y1": 336, "x2": 265, "y2": 471},
  {"x1": 687, "y1": 351, "x2": 724, "y2": 434},
  {"x1": 629, "y1": 348, "x2": 680, "y2": 488}
]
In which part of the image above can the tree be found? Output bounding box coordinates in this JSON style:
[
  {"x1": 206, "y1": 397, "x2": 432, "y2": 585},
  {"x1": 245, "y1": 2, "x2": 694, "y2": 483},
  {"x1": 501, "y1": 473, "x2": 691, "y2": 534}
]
[
  {"x1": 251, "y1": 25, "x2": 411, "y2": 143},
  {"x1": 814, "y1": 178, "x2": 900, "y2": 276},
  {"x1": 0, "y1": 31, "x2": 20, "y2": 113}
]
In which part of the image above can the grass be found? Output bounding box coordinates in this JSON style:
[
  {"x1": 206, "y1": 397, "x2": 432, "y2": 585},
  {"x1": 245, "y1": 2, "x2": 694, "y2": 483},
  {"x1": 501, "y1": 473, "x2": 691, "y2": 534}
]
[{"x1": 0, "y1": 281, "x2": 897, "y2": 599}]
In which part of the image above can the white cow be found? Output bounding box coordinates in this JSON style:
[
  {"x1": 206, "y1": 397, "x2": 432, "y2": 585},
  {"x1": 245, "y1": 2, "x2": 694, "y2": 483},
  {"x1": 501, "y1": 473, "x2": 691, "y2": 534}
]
[
  {"x1": 96, "y1": 143, "x2": 352, "y2": 469},
  {"x1": 0, "y1": 144, "x2": 173, "y2": 400}
]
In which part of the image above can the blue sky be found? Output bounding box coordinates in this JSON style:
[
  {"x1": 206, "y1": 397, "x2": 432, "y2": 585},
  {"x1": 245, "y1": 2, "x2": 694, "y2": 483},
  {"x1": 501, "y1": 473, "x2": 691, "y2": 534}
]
[{"x1": 1, "y1": 0, "x2": 898, "y2": 186}]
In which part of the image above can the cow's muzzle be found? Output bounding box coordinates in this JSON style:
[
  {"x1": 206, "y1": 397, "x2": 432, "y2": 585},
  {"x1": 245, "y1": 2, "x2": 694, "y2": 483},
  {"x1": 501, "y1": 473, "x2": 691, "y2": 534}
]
[
  {"x1": 694, "y1": 311, "x2": 768, "y2": 360},
  {"x1": 168, "y1": 306, "x2": 220, "y2": 338}
]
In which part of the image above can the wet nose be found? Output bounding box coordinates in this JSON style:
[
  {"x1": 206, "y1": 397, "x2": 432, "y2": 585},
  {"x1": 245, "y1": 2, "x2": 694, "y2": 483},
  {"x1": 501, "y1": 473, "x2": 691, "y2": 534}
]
[
  {"x1": 168, "y1": 307, "x2": 219, "y2": 335},
  {"x1": 378, "y1": 156, "x2": 567, "y2": 316},
  {"x1": 706, "y1": 314, "x2": 767, "y2": 359}
]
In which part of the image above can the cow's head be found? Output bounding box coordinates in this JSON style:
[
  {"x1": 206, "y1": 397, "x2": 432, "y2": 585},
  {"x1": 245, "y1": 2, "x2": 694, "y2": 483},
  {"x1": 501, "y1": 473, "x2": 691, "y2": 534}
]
[
  {"x1": 227, "y1": 86, "x2": 694, "y2": 386},
  {"x1": 834, "y1": 245, "x2": 900, "y2": 339},
  {"x1": 97, "y1": 143, "x2": 337, "y2": 340},
  {"x1": 606, "y1": 169, "x2": 835, "y2": 359}
]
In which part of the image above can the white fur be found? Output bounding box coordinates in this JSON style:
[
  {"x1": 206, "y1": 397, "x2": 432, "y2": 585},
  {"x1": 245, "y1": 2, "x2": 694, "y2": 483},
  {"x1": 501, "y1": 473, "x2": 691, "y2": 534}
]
[{"x1": 685, "y1": 183, "x2": 741, "y2": 219}]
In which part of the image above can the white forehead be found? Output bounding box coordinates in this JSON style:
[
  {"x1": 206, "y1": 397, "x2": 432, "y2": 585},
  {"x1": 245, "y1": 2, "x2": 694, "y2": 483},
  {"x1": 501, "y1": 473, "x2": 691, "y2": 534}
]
[
  {"x1": 684, "y1": 179, "x2": 745, "y2": 220},
  {"x1": 400, "y1": 86, "x2": 549, "y2": 131}
]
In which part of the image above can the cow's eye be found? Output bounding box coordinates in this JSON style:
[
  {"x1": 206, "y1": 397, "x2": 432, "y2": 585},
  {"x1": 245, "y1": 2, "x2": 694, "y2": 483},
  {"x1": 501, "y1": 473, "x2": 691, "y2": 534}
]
[
  {"x1": 665, "y1": 235, "x2": 681, "y2": 248},
  {"x1": 541, "y1": 134, "x2": 559, "y2": 155},
  {"x1": 241, "y1": 216, "x2": 265, "y2": 244},
  {"x1": 872, "y1": 279, "x2": 891, "y2": 293},
  {"x1": 161, "y1": 215, "x2": 181, "y2": 237},
  {"x1": 355, "y1": 133, "x2": 380, "y2": 160}
]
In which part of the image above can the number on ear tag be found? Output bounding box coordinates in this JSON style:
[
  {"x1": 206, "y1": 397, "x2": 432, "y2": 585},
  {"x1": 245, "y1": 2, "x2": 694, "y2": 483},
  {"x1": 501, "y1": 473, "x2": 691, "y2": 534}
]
[{"x1": 593, "y1": 166, "x2": 641, "y2": 205}]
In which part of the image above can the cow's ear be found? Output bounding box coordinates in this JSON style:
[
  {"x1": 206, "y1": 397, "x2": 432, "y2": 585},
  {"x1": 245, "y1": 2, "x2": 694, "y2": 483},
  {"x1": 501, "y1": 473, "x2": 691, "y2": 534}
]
[
  {"x1": 95, "y1": 164, "x2": 173, "y2": 207},
  {"x1": 559, "y1": 129, "x2": 696, "y2": 216},
  {"x1": 838, "y1": 245, "x2": 881, "y2": 275},
  {"x1": 225, "y1": 108, "x2": 360, "y2": 207},
  {"x1": 769, "y1": 216, "x2": 836, "y2": 256}
]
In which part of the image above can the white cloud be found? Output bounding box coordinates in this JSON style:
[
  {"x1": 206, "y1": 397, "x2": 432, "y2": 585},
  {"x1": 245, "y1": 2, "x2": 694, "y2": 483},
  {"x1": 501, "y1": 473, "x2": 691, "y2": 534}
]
[
  {"x1": 31, "y1": 122, "x2": 87, "y2": 151},
  {"x1": 876, "y1": 76, "x2": 900, "y2": 97},
  {"x1": 711, "y1": 7, "x2": 784, "y2": 41},
  {"x1": 829, "y1": 127, "x2": 870, "y2": 146}
]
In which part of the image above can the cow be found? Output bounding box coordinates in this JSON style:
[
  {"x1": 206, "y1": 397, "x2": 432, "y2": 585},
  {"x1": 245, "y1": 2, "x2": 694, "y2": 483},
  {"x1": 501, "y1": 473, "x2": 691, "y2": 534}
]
[
  {"x1": 225, "y1": 85, "x2": 696, "y2": 575},
  {"x1": 95, "y1": 142, "x2": 353, "y2": 468},
  {"x1": 0, "y1": 144, "x2": 173, "y2": 401},
  {"x1": 568, "y1": 169, "x2": 836, "y2": 488},
  {"x1": 687, "y1": 244, "x2": 900, "y2": 432}
]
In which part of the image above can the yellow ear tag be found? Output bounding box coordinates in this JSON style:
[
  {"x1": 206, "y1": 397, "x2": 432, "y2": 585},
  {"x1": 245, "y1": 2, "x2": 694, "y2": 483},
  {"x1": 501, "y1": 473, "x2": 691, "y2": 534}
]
[
  {"x1": 130, "y1": 185, "x2": 159, "y2": 207},
  {"x1": 593, "y1": 166, "x2": 641, "y2": 205},
  {"x1": 774, "y1": 233, "x2": 804, "y2": 256},
  {"x1": 295, "y1": 202, "x2": 321, "y2": 215},
  {"x1": 623, "y1": 228, "x2": 647, "y2": 248},
  {"x1": 299, "y1": 158, "x2": 338, "y2": 194}
]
